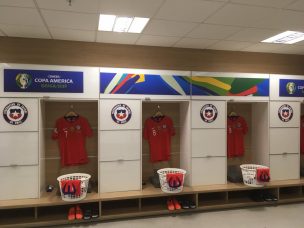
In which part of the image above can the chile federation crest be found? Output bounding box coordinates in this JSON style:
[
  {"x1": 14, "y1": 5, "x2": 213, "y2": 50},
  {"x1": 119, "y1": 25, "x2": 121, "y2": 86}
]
[
  {"x1": 3, "y1": 102, "x2": 28, "y2": 125},
  {"x1": 200, "y1": 104, "x2": 218, "y2": 123},
  {"x1": 111, "y1": 104, "x2": 132, "y2": 124},
  {"x1": 278, "y1": 104, "x2": 293, "y2": 122}
]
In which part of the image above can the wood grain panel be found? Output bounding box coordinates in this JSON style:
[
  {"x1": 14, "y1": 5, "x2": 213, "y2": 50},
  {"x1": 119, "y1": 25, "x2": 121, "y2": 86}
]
[{"x1": 1, "y1": 37, "x2": 304, "y2": 75}]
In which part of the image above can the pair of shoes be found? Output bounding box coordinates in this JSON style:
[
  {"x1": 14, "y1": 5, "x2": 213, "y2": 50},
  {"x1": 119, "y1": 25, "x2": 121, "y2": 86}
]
[
  {"x1": 83, "y1": 208, "x2": 99, "y2": 220},
  {"x1": 167, "y1": 198, "x2": 181, "y2": 211},
  {"x1": 179, "y1": 200, "x2": 196, "y2": 209},
  {"x1": 250, "y1": 191, "x2": 278, "y2": 202},
  {"x1": 68, "y1": 205, "x2": 83, "y2": 221}
]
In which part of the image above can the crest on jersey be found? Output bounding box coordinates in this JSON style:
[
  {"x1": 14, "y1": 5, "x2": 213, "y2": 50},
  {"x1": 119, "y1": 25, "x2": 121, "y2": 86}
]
[
  {"x1": 111, "y1": 104, "x2": 132, "y2": 124},
  {"x1": 278, "y1": 104, "x2": 293, "y2": 122},
  {"x1": 3, "y1": 102, "x2": 28, "y2": 125},
  {"x1": 200, "y1": 104, "x2": 218, "y2": 123}
]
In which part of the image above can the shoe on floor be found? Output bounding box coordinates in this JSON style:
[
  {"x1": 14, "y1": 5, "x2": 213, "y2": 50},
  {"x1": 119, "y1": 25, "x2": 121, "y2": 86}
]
[
  {"x1": 172, "y1": 198, "x2": 181, "y2": 210},
  {"x1": 167, "y1": 198, "x2": 175, "y2": 211},
  {"x1": 91, "y1": 208, "x2": 99, "y2": 219},
  {"x1": 68, "y1": 207, "x2": 75, "y2": 221},
  {"x1": 75, "y1": 205, "x2": 83, "y2": 220},
  {"x1": 83, "y1": 209, "x2": 92, "y2": 220}
]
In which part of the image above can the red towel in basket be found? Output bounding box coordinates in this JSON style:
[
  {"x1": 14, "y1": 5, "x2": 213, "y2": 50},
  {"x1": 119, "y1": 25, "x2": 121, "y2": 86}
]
[
  {"x1": 61, "y1": 180, "x2": 81, "y2": 196},
  {"x1": 166, "y1": 173, "x2": 184, "y2": 188},
  {"x1": 256, "y1": 168, "x2": 270, "y2": 182}
]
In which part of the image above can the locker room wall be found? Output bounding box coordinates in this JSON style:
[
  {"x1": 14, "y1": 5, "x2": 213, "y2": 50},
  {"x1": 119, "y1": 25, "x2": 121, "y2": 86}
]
[{"x1": 1, "y1": 37, "x2": 304, "y2": 75}]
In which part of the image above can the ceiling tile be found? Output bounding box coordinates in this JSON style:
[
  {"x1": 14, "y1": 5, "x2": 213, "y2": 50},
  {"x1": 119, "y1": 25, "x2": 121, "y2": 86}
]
[
  {"x1": 208, "y1": 40, "x2": 253, "y2": 51},
  {"x1": 242, "y1": 43, "x2": 285, "y2": 53},
  {"x1": 205, "y1": 4, "x2": 277, "y2": 27},
  {"x1": 186, "y1": 24, "x2": 241, "y2": 39},
  {"x1": 174, "y1": 38, "x2": 218, "y2": 49},
  {"x1": 155, "y1": 0, "x2": 224, "y2": 22},
  {"x1": 97, "y1": 31, "x2": 140, "y2": 44},
  {"x1": 253, "y1": 9, "x2": 304, "y2": 30},
  {"x1": 0, "y1": 24, "x2": 50, "y2": 39},
  {"x1": 230, "y1": 0, "x2": 295, "y2": 8},
  {"x1": 50, "y1": 28, "x2": 95, "y2": 42},
  {"x1": 286, "y1": 0, "x2": 304, "y2": 11},
  {"x1": 36, "y1": 0, "x2": 100, "y2": 13},
  {"x1": 143, "y1": 19, "x2": 197, "y2": 37},
  {"x1": 226, "y1": 28, "x2": 281, "y2": 42},
  {"x1": 0, "y1": 7, "x2": 44, "y2": 26},
  {"x1": 99, "y1": 0, "x2": 164, "y2": 17},
  {"x1": 136, "y1": 35, "x2": 180, "y2": 47},
  {"x1": 41, "y1": 10, "x2": 98, "y2": 30},
  {"x1": 0, "y1": 0, "x2": 35, "y2": 7}
]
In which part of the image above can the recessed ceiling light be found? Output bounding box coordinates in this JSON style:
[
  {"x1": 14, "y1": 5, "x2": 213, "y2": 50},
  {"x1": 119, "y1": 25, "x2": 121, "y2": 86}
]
[
  {"x1": 262, "y1": 31, "x2": 304, "y2": 44},
  {"x1": 98, "y1": 14, "x2": 149, "y2": 33}
]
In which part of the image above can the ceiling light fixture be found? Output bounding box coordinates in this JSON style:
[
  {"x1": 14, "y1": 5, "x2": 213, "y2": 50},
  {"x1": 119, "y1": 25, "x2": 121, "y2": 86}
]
[
  {"x1": 98, "y1": 14, "x2": 149, "y2": 33},
  {"x1": 262, "y1": 31, "x2": 304, "y2": 44}
]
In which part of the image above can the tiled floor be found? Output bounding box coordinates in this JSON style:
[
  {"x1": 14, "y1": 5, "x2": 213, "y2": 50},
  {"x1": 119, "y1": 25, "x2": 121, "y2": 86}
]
[{"x1": 62, "y1": 203, "x2": 304, "y2": 228}]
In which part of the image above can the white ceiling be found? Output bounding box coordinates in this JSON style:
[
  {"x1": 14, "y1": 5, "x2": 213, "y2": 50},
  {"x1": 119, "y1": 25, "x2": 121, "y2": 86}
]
[{"x1": 1, "y1": 0, "x2": 304, "y2": 54}]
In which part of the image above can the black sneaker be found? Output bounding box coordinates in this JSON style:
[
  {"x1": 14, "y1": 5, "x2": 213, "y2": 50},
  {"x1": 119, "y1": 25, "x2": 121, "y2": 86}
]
[
  {"x1": 83, "y1": 209, "x2": 92, "y2": 220},
  {"x1": 263, "y1": 192, "x2": 278, "y2": 202},
  {"x1": 91, "y1": 208, "x2": 99, "y2": 219}
]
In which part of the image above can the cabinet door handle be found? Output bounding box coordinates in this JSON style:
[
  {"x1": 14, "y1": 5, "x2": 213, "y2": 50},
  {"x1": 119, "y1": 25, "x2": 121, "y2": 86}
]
[
  {"x1": 205, "y1": 155, "x2": 212, "y2": 158},
  {"x1": 117, "y1": 159, "x2": 124, "y2": 162},
  {"x1": 282, "y1": 152, "x2": 288, "y2": 156},
  {"x1": 9, "y1": 164, "x2": 18, "y2": 167}
]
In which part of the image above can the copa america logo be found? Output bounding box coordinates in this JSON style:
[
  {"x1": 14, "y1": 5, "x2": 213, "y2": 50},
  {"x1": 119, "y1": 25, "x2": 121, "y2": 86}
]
[
  {"x1": 3, "y1": 102, "x2": 28, "y2": 125},
  {"x1": 111, "y1": 104, "x2": 132, "y2": 124},
  {"x1": 286, "y1": 82, "x2": 296, "y2": 95},
  {"x1": 16, "y1": 73, "x2": 32, "y2": 89},
  {"x1": 278, "y1": 104, "x2": 293, "y2": 122},
  {"x1": 200, "y1": 104, "x2": 218, "y2": 123}
]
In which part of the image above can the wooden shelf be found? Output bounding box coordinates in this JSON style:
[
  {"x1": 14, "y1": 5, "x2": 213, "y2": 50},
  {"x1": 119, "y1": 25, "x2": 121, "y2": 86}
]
[{"x1": 2, "y1": 179, "x2": 304, "y2": 227}]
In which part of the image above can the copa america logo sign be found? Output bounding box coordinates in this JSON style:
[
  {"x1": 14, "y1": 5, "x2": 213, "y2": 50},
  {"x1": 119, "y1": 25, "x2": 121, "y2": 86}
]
[{"x1": 16, "y1": 73, "x2": 32, "y2": 89}]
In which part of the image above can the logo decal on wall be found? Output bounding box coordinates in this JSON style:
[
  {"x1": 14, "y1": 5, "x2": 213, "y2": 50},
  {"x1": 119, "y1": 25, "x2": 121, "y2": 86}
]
[
  {"x1": 200, "y1": 104, "x2": 218, "y2": 123},
  {"x1": 286, "y1": 82, "x2": 296, "y2": 95},
  {"x1": 16, "y1": 73, "x2": 32, "y2": 89},
  {"x1": 111, "y1": 104, "x2": 132, "y2": 124},
  {"x1": 3, "y1": 102, "x2": 28, "y2": 125},
  {"x1": 278, "y1": 104, "x2": 293, "y2": 122}
]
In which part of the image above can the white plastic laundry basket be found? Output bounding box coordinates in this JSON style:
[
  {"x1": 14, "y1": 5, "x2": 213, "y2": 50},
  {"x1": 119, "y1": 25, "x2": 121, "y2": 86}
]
[
  {"x1": 157, "y1": 168, "x2": 186, "y2": 193},
  {"x1": 240, "y1": 164, "x2": 269, "y2": 187}
]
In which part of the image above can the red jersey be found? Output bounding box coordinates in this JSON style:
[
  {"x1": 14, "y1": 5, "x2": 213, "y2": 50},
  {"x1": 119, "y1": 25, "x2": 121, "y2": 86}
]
[
  {"x1": 301, "y1": 115, "x2": 304, "y2": 154},
  {"x1": 227, "y1": 116, "x2": 248, "y2": 158},
  {"x1": 52, "y1": 116, "x2": 93, "y2": 166},
  {"x1": 144, "y1": 116, "x2": 175, "y2": 163}
]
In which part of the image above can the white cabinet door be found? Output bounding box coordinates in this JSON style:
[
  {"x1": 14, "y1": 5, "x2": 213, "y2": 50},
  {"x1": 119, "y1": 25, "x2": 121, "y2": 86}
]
[
  {"x1": 0, "y1": 98, "x2": 38, "y2": 131},
  {"x1": 192, "y1": 129, "x2": 226, "y2": 157},
  {"x1": 0, "y1": 132, "x2": 38, "y2": 166},
  {"x1": 270, "y1": 128, "x2": 299, "y2": 155},
  {"x1": 191, "y1": 100, "x2": 226, "y2": 129},
  {"x1": 0, "y1": 165, "x2": 39, "y2": 200},
  {"x1": 99, "y1": 160, "x2": 140, "y2": 193},
  {"x1": 100, "y1": 99, "x2": 141, "y2": 130},
  {"x1": 270, "y1": 154, "x2": 299, "y2": 181},
  {"x1": 270, "y1": 101, "x2": 300, "y2": 127},
  {"x1": 99, "y1": 130, "x2": 141, "y2": 161},
  {"x1": 192, "y1": 157, "x2": 226, "y2": 186}
]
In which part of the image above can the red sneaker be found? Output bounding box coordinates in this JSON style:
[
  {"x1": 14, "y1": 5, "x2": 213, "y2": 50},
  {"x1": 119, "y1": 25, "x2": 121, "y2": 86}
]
[
  {"x1": 75, "y1": 205, "x2": 83, "y2": 220},
  {"x1": 68, "y1": 207, "x2": 75, "y2": 221},
  {"x1": 173, "y1": 198, "x2": 181, "y2": 210},
  {"x1": 167, "y1": 198, "x2": 175, "y2": 211}
]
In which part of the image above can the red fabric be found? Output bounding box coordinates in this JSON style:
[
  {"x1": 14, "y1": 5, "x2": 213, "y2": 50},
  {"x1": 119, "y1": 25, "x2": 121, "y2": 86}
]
[
  {"x1": 52, "y1": 116, "x2": 93, "y2": 166},
  {"x1": 166, "y1": 173, "x2": 184, "y2": 188},
  {"x1": 227, "y1": 116, "x2": 248, "y2": 158},
  {"x1": 60, "y1": 180, "x2": 81, "y2": 196},
  {"x1": 256, "y1": 168, "x2": 270, "y2": 182},
  {"x1": 144, "y1": 116, "x2": 175, "y2": 163},
  {"x1": 301, "y1": 115, "x2": 304, "y2": 154}
]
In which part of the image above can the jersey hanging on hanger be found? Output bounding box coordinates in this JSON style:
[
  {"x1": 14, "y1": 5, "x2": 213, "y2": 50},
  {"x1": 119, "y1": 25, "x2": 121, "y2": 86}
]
[
  {"x1": 52, "y1": 115, "x2": 93, "y2": 166},
  {"x1": 301, "y1": 115, "x2": 304, "y2": 154},
  {"x1": 227, "y1": 115, "x2": 248, "y2": 158},
  {"x1": 144, "y1": 116, "x2": 175, "y2": 163}
]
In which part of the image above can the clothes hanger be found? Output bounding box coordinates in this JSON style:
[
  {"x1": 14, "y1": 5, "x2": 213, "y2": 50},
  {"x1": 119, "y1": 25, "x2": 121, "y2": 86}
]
[
  {"x1": 228, "y1": 105, "x2": 238, "y2": 117},
  {"x1": 64, "y1": 105, "x2": 79, "y2": 118},
  {"x1": 153, "y1": 105, "x2": 164, "y2": 118}
]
